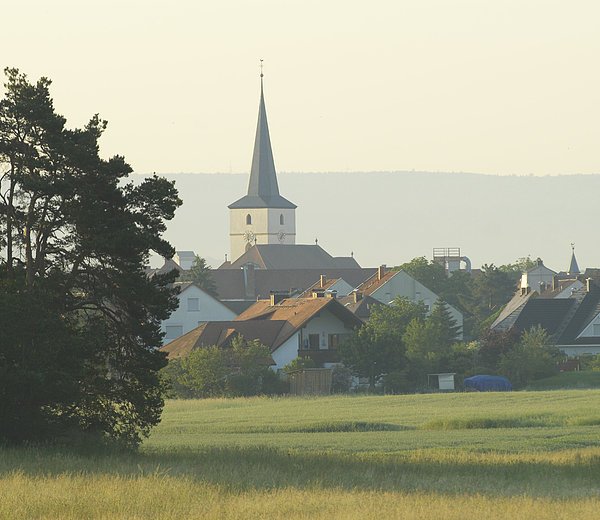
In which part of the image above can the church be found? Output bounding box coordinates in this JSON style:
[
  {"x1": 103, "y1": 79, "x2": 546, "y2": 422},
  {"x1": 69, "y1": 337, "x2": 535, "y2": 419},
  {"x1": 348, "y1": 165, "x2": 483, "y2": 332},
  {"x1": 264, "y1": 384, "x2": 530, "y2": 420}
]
[{"x1": 220, "y1": 70, "x2": 359, "y2": 272}]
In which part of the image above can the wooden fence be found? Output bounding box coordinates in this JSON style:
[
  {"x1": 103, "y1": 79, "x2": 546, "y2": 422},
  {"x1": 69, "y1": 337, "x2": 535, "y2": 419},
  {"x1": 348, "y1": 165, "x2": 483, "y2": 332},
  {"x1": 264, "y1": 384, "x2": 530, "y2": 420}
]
[{"x1": 287, "y1": 368, "x2": 333, "y2": 396}]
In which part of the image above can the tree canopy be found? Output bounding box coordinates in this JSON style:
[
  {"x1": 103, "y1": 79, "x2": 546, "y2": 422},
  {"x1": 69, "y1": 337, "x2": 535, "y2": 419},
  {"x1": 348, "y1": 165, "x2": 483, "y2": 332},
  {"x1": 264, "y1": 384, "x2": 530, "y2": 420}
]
[
  {"x1": 0, "y1": 68, "x2": 181, "y2": 447},
  {"x1": 179, "y1": 255, "x2": 217, "y2": 296}
]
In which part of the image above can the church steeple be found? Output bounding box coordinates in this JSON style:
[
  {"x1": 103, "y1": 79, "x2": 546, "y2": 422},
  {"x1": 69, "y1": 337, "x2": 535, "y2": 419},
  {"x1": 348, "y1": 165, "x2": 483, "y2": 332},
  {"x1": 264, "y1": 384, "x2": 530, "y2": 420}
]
[
  {"x1": 228, "y1": 63, "x2": 297, "y2": 262},
  {"x1": 228, "y1": 66, "x2": 296, "y2": 210},
  {"x1": 568, "y1": 243, "x2": 580, "y2": 275}
]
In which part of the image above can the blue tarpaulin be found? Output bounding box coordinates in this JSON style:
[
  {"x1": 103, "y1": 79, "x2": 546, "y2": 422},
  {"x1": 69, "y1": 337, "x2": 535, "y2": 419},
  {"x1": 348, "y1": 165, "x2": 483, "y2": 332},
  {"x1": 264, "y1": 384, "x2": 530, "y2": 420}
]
[{"x1": 463, "y1": 375, "x2": 512, "y2": 391}]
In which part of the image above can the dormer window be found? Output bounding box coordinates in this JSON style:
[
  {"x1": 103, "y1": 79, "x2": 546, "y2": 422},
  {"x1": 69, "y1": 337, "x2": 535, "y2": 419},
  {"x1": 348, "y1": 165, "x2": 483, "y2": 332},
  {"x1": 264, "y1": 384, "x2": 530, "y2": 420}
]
[
  {"x1": 280, "y1": 214, "x2": 284, "y2": 225},
  {"x1": 246, "y1": 214, "x2": 252, "y2": 225}
]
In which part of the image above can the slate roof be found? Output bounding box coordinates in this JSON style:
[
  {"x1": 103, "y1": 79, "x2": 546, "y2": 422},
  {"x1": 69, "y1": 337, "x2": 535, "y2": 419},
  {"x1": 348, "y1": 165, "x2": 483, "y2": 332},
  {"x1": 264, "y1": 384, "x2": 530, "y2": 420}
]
[
  {"x1": 490, "y1": 283, "x2": 600, "y2": 346},
  {"x1": 568, "y1": 250, "x2": 580, "y2": 276},
  {"x1": 228, "y1": 79, "x2": 296, "y2": 210},
  {"x1": 212, "y1": 267, "x2": 376, "y2": 300},
  {"x1": 512, "y1": 298, "x2": 575, "y2": 336},
  {"x1": 222, "y1": 244, "x2": 361, "y2": 270},
  {"x1": 338, "y1": 294, "x2": 384, "y2": 320}
]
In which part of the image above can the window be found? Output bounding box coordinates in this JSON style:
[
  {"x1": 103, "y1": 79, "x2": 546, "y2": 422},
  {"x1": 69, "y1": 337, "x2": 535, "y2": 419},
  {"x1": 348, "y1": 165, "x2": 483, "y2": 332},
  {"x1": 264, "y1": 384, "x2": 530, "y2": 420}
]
[
  {"x1": 328, "y1": 334, "x2": 340, "y2": 349},
  {"x1": 308, "y1": 334, "x2": 320, "y2": 349},
  {"x1": 187, "y1": 298, "x2": 199, "y2": 311},
  {"x1": 280, "y1": 214, "x2": 284, "y2": 225},
  {"x1": 165, "y1": 325, "x2": 183, "y2": 340},
  {"x1": 246, "y1": 214, "x2": 252, "y2": 225}
]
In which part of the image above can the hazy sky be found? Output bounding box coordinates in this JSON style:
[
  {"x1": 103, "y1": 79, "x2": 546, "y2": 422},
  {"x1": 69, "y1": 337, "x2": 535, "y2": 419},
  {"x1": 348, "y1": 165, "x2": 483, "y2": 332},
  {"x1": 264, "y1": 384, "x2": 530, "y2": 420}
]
[{"x1": 3, "y1": 1, "x2": 600, "y2": 176}]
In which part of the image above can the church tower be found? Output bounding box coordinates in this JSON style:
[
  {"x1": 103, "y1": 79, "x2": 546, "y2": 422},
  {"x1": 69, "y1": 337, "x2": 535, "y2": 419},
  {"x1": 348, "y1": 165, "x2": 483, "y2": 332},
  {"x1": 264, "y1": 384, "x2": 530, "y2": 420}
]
[{"x1": 228, "y1": 69, "x2": 297, "y2": 261}]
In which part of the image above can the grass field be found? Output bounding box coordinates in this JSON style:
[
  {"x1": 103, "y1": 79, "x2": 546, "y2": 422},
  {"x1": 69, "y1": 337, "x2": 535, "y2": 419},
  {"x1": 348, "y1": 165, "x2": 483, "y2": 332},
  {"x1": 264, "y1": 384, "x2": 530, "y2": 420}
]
[
  {"x1": 526, "y1": 370, "x2": 600, "y2": 390},
  {"x1": 2, "y1": 390, "x2": 600, "y2": 519}
]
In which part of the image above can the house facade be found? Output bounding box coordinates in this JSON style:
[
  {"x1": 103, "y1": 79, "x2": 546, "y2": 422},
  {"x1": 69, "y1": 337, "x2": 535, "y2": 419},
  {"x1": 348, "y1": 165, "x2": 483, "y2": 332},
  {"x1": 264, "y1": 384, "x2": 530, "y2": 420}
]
[
  {"x1": 160, "y1": 282, "x2": 237, "y2": 344},
  {"x1": 162, "y1": 293, "x2": 363, "y2": 370}
]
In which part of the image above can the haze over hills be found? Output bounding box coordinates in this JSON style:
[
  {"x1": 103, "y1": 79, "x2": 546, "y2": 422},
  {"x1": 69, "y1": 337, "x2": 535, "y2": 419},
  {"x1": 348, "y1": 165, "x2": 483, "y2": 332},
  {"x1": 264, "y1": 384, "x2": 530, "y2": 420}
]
[{"x1": 147, "y1": 172, "x2": 600, "y2": 272}]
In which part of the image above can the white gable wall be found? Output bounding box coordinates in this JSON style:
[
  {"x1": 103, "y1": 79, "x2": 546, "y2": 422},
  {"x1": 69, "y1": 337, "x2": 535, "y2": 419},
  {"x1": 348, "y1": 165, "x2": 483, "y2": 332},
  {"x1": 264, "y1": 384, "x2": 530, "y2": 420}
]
[
  {"x1": 370, "y1": 271, "x2": 464, "y2": 339},
  {"x1": 271, "y1": 334, "x2": 300, "y2": 371},
  {"x1": 577, "y1": 312, "x2": 600, "y2": 338},
  {"x1": 270, "y1": 307, "x2": 357, "y2": 370},
  {"x1": 161, "y1": 285, "x2": 236, "y2": 344},
  {"x1": 521, "y1": 265, "x2": 556, "y2": 292}
]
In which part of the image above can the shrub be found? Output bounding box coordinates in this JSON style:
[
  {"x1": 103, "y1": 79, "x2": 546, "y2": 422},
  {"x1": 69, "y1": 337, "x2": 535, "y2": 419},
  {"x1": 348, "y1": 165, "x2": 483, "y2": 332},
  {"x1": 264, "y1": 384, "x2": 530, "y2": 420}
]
[{"x1": 331, "y1": 365, "x2": 353, "y2": 393}]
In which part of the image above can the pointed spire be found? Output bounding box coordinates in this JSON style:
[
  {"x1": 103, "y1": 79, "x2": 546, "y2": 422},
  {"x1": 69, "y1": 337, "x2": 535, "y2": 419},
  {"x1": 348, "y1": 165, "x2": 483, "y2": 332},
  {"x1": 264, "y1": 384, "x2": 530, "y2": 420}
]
[
  {"x1": 228, "y1": 62, "x2": 296, "y2": 210},
  {"x1": 568, "y1": 243, "x2": 580, "y2": 275}
]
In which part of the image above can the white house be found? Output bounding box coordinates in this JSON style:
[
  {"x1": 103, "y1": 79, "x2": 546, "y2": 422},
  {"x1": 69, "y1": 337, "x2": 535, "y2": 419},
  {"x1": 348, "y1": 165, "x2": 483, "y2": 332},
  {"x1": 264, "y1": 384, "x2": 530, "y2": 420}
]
[
  {"x1": 161, "y1": 282, "x2": 237, "y2": 344},
  {"x1": 356, "y1": 266, "x2": 464, "y2": 338},
  {"x1": 161, "y1": 293, "x2": 363, "y2": 371},
  {"x1": 520, "y1": 259, "x2": 557, "y2": 294}
]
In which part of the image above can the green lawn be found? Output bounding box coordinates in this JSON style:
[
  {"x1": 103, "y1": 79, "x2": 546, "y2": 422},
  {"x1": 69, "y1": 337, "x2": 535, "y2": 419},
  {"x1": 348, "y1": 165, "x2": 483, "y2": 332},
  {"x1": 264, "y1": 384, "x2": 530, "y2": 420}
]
[
  {"x1": 2, "y1": 391, "x2": 600, "y2": 519},
  {"x1": 526, "y1": 370, "x2": 600, "y2": 390}
]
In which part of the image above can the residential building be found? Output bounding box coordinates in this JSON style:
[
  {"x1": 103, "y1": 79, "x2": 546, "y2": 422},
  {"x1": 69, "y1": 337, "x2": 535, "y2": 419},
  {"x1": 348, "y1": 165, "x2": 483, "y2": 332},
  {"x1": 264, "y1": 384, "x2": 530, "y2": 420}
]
[
  {"x1": 162, "y1": 293, "x2": 363, "y2": 370},
  {"x1": 160, "y1": 282, "x2": 237, "y2": 344},
  {"x1": 355, "y1": 266, "x2": 464, "y2": 337}
]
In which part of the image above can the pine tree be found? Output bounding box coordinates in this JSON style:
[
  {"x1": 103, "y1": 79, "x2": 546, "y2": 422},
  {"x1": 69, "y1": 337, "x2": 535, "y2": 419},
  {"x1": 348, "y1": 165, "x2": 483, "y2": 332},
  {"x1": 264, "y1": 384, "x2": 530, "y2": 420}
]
[{"x1": 0, "y1": 68, "x2": 181, "y2": 446}]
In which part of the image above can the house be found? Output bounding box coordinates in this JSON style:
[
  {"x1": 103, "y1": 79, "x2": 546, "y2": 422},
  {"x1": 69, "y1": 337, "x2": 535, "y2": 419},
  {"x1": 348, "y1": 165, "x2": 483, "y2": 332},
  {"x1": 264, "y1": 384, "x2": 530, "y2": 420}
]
[
  {"x1": 297, "y1": 275, "x2": 356, "y2": 299},
  {"x1": 162, "y1": 292, "x2": 363, "y2": 370},
  {"x1": 491, "y1": 279, "x2": 600, "y2": 357},
  {"x1": 520, "y1": 259, "x2": 557, "y2": 294},
  {"x1": 338, "y1": 291, "x2": 383, "y2": 320},
  {"x1": 160, "y1": 282, "x2": 237, "y2": 344},
  {"x1": 173, "y1": 251, "x2": 197, "y2": 270},
  {"x1": 355, "y1": 266, "x2": 464, "y2": 338}
]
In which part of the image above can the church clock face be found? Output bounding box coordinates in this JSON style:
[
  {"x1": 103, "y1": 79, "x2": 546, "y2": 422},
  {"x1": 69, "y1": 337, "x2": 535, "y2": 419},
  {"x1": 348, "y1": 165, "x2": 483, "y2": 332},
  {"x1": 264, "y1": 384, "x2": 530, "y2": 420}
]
[
  {"x1": 277, "y1": 231, "x2": 286, "y2": 242},
  {"x1": 243, "y1": 230, "x2": 255, "y2": 243}
]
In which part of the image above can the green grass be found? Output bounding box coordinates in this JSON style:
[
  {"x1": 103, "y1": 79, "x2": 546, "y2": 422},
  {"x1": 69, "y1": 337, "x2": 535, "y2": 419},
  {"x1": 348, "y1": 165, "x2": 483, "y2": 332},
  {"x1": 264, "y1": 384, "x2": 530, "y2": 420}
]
[
  {"x1": 2, "y1": 391, "x2": 600, "y2": 518},
  {"x1": 526, "y1": 370, "x2": 600, "y2": 390}
]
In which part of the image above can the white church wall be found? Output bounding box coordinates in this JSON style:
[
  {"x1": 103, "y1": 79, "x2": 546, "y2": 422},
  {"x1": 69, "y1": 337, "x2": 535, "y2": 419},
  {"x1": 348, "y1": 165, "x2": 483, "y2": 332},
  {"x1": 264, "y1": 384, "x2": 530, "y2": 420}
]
[
  {"x1": 229, "y1": 207, "x2": 270, "y2": 261},
  {"x1": 267, "y1": 208, "x2": 296, "y2": 244}
]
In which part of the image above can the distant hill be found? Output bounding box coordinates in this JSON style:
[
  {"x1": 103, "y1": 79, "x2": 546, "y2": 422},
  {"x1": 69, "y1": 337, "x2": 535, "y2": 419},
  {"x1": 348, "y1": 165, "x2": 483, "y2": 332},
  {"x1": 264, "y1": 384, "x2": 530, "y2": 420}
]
[{"x1": 145, "y1": 172, "x2": 600, "y2": 271}]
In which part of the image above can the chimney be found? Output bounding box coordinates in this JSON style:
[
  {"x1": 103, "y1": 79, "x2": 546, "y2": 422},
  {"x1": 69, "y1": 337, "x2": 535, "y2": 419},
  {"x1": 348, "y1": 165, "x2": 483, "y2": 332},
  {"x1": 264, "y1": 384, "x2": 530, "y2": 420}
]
[
  {"x1": 552, "y1": 275, "x2": 557, "y2": 291},
  {"x1": 353, "y1": 291, "x2": 363, "y2": 303},
  {"x1": 243, "y1": 263, "x2": 256, "y2": 300},
  {"x1": 320, "y1": 275, "x2": 326, "y2": 288},
  {"x1": 378, "y1": 265, "x2": 386, "y2": 280},
  {"x1": 270, "y1": 291, "x2": 287, "y2": 306},
  {"x1": 587, "y1": 278, "x2": 592, "y2": 292}
]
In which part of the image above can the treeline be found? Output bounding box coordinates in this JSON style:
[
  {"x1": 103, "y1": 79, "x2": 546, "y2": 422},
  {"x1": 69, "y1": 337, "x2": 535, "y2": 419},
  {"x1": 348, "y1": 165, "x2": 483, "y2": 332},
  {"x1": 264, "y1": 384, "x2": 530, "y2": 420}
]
[
  {"x1": 396, "y1": 256, "x2": 537, "y2": 338},
  {"x1": 162, "y1": 298, "x2": 564, "y2": 398}
]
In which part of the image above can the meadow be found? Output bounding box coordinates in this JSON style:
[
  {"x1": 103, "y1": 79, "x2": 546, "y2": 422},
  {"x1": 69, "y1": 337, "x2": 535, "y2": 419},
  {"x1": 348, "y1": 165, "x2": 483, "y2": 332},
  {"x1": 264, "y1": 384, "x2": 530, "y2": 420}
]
[{"x1": 1, "y1": 390, "x2": 600, "y2": 519}]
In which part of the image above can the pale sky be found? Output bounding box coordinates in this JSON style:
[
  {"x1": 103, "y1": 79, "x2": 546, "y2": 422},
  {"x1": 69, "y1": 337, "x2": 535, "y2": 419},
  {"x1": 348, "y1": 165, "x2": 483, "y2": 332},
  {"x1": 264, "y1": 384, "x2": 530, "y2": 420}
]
[{"x1": 3, "y1": 0, "x2": 600, "y2": 176}]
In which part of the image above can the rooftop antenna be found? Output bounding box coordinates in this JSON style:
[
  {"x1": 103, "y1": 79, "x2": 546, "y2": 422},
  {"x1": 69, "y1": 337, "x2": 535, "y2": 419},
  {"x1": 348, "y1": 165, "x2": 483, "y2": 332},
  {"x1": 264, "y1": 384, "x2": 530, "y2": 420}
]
[
  {"x1": 571, "y1": 242, "x2": 575, "y2": 252},
  {"x1": 260, "y1": 58, "x2": 264, "y2": 78}
]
